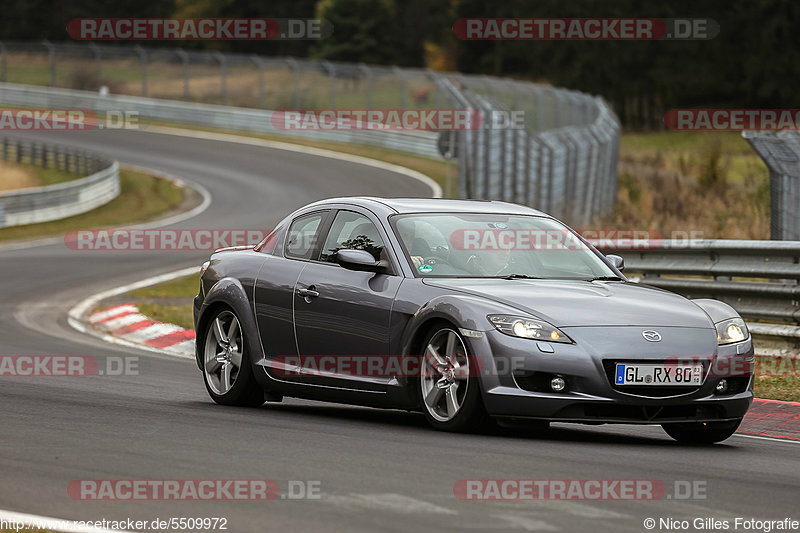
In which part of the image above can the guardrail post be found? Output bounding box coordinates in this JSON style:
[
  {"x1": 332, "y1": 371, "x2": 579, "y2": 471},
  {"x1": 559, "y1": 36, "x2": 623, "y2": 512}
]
[
  {"x1": 42, "y1": 40, "x2": 55, "y2": 87},
  {"x1": 0, "y1": 42, "x2": 6, "y2": 82},
  {"x1": 251, "y1": 55, "x2": 265, "y2": 108},
  {"x1": 358, "y1": 63, "x2": 372, "y2": 109},
  {"x1": 134, "y1": 45, "x2": 147, "y2": 97},
  {"x1": 285, "y1": 58, "x2": 300, "y2": 109},
  {"x1": 213, "y1": 51, "x2": 227, "y2": 105},
  {"x1": 175, "y1": 49, "x2": 190, "y2": 101},
  {"x1": 88, "y1": 43, "x2": 102, "y2": 89},
  {"x1": 322, "y1": 61, "x2": 336, "y2": 108},
  {"x1": 393, "y1": 66, "x2": 408, "y2": 109}
]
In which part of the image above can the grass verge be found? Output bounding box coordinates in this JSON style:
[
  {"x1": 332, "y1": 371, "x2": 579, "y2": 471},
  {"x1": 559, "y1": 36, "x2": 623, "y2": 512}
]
[
  {"x1": 125, "y1": 274, "x2": 200, "y2": 330},
  {"x1": 0, "y1": 160, "x2": 82, "y2": 191},
  {"x1": 754, "y1": 377, "x2": 800, "y2": 403},
  {"x1": 605, "y1": 131, "x2": 770, "y2": 239},
  {"x1": 0, "y1": 168, "x2": 185, "y2": 242},
  {"x1": 754, "y1": 357, "x2": 800, "y2": 402}
]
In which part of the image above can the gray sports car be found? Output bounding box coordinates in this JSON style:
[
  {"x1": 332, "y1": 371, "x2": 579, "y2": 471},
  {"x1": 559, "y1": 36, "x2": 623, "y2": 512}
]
[{"x1": 194, "y1": 197, "x2": 753, "y2": 443}]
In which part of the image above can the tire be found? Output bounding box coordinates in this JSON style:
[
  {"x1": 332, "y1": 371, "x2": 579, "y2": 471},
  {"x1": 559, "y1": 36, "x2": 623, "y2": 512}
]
[
  {"x1": 661, "y1": 418, "x2": 742, "y2": 444},
  {"x1": 418, "y1": 325, "x2": 492, "y2": 432},
  {"x1": 202, "y1": 307, "x2": 265, "y2": 407}
]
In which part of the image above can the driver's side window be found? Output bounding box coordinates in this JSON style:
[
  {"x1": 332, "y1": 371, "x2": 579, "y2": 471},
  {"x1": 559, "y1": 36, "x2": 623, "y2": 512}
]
[{"x1": 320, "y1": 211, "x2": 385, "y2": 263}]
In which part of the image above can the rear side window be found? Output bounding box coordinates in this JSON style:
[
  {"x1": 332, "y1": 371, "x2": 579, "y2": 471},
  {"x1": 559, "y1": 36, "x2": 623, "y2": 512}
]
[
  {"x1": 257, "y1": 224, "x2": 284, "y2": 254},
  {"x1": 285, "y1": 213, "x2": 324, "y2": 260}
]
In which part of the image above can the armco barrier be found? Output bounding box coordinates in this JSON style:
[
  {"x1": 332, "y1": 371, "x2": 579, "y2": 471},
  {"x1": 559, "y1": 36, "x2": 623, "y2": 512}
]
[
  {"x1": 0, "y1": 137, "x2": 119, "y2": 228},
  {"x1": 597, "y1": 239, "x2": 800, "y2": 337}
]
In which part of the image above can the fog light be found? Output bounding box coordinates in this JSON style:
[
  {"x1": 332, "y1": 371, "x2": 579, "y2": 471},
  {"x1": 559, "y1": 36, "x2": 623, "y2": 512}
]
[
  {"x1": 715, "y1": 379, "x2": 728, "y2": 394},
  {"x1": 550, "y1": 376, "x2": 566, "y2": 392}
]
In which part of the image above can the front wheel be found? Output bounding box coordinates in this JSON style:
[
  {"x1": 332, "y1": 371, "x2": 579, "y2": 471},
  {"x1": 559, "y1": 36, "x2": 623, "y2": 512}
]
[
  {"x1": 418, "y1": 326, "x2": 491, "y2": 432},
  {"x1": 202, "y1": 307, "x2": 265, "y2": 407},
  {"x1": 661, "y1": 419, "x2": 742, "y2": 444}
]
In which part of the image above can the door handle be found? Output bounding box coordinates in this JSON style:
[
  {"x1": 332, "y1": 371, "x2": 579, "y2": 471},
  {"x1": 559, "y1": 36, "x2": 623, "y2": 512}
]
[{"x1": 297, "y1": 287, "x2": 319, "y2": 299}]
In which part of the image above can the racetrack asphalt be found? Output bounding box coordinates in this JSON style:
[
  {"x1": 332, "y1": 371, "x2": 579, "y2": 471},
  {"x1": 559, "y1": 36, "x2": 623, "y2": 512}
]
[{"x1": 1, "y1": 129, "x2": 798, "y2": 532}]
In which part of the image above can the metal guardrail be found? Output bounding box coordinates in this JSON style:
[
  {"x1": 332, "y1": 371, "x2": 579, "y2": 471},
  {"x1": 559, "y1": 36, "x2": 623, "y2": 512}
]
[
  {"x1": 743, "y1": 131, "x2": 800, "y2": 240},
  {"x1": 0, "y1": 137, "x2": 119, "y2": 228},
  {"x1": 0, "y1": 83, "x2": 442, "y2": 159},
  {"x1": 597, "y1": 239, "x2": 800, "y2": 334},
  {"x1": 0, "y1": 41, "x2": 621, "y2": 224}
]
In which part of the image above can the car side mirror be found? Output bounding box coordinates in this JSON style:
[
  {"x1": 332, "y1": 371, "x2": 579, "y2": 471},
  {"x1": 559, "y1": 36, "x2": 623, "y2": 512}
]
[
  {"x1": 336, "y1": 249, "x2": 386, "y2": 272},
  {"x1": 606, "y1": 254, "x2": 624, "y2": 271}
]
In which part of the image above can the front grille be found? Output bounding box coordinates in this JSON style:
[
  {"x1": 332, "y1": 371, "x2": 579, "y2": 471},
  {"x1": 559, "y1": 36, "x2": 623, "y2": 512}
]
[{"x1": 602, "y1": 359, "x2": 704, "y2": 398}]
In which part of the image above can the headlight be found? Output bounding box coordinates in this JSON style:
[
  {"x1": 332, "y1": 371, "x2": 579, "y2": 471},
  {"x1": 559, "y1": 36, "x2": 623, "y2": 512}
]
[
  {"x1": 487, "y1": 315, "x2": 573, "y2": 344},
  {"x1": 715, "y1": 317, "x2": 749, "y2": 345}
]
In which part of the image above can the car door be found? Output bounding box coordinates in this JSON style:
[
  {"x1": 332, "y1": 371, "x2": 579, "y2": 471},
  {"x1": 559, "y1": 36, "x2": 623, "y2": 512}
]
[
  {"x1": 253, "y1": 210, "x2": 330, "y2": 370},
  {"x1": 292, "y1": 208, "x2": 403, "y2": 391}
]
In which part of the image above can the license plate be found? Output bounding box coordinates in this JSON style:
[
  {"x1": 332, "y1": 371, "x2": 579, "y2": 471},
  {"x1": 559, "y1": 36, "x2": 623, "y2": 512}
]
[{"x1": 614, "y1": 363, "x2": 703, "y2": 386}]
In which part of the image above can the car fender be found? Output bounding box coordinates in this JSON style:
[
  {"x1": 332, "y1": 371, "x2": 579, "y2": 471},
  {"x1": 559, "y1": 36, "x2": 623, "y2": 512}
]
[
  {"x1": 692, "y1": 298, "x2": 743, "y2": 323},
  {"x1": 395, "y1": 294, "x2": 526, "y2": 407},
  {"x1": 194, "y1": 277, "x2": 263, "y2": 372}
]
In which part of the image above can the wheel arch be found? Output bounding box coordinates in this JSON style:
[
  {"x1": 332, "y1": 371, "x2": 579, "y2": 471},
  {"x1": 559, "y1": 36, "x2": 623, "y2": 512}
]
[{"x1": 195, "y1": 277, "x2": 261, "y2": 371}]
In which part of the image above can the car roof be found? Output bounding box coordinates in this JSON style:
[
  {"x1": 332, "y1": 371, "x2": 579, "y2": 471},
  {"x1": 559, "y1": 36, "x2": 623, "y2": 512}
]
[{"x1": 306, "y1": 197, "x2": 549, "y2": 217}]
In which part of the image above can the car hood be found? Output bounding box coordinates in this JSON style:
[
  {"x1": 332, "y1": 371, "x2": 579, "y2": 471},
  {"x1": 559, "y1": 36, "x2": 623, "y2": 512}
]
[{"x1": 421, "y1": 278, "x2": 713, "y2": 328}]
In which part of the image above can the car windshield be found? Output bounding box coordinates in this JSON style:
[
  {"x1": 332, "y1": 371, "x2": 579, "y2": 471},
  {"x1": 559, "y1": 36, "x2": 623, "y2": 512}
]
[{"x1": 391, "y1": 213, "x2": 617, "y2": 279}]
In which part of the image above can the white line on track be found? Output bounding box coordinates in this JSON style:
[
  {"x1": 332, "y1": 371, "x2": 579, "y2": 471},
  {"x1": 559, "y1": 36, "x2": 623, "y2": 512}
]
[
  {"x1": 144, "y1": 125, "x2": 443, "y2": 198},
  {"x1": 734, "y1": 433, "x2": 800, "y2": 445}
]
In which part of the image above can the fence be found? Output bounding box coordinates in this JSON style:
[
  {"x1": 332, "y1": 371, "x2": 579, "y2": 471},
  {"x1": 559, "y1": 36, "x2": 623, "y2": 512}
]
[
  {"x1": 0, "y1": 41, "x2": 620, "y2": 225},
  {"x1": 743, "y1": 131, "x2": 800, "y2": 241},
  {"x1": 596, "y1": 239, "x2": 800, "y2": 337},
  {"x1": 436, "y1": 75, "x2": 619, "y2": 226},
  {"x1": 0, "y1": 137, "x2": 119, "y2": 228}
]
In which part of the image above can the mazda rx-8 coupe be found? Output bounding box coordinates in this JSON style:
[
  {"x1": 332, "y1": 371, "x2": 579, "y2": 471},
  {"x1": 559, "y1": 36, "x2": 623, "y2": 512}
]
[{"x1": 194, "y1": 197, "x2": 753, "y2": 443}]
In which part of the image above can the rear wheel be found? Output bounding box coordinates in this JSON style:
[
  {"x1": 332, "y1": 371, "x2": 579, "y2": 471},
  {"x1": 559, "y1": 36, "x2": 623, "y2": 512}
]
[
  {"x1": 202, "y1": 307, "x2": 265, "y2": 407},
  {"x1": 419, "y1": 326, "x2": 491, "y2": 432},
  {"x1": 662, "y1": 419, "x2": 742, "y2": 444}
]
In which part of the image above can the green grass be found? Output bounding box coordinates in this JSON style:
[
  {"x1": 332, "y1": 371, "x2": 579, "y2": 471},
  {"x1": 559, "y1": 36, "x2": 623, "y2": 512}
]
[
  {"x1": 136, "y1": 302, "x2": 195, "y2": 330},
  {"x1": 753, "y1": 357, "x2": 800, "y2": 402},
  {"x1": 620, "y1": 131, "x2": 753, "y2": 153},
  {"x1": 126, "y1": 274, "x2": 200, "y2": 330},
  {"x1": 129, "y1": 274, "x2": 200, "y2": 299},
  {"x1": 7, "y1": 161, "x2": 82, "y2": 187},
  {"x1": 754, "y1": 376, "x2": 800, "y2": 402},
  {"x1": 0, "y1": 168, "x2": 184, "y2": 242}
]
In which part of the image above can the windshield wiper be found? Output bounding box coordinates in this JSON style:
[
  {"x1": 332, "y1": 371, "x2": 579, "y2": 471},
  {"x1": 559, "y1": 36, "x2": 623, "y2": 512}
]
[
  {"x1": 496, "y1": 274, "x2": 543, "y2": 280},
  {"x1": 586, "y1": 275, "x2": 624, "y2": 282}
]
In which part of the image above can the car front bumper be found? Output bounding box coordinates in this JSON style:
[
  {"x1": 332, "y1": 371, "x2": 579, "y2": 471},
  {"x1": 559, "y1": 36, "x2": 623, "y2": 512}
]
[{"x1": 470, "y1": 326, "x2": 754, "y2": 424}]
